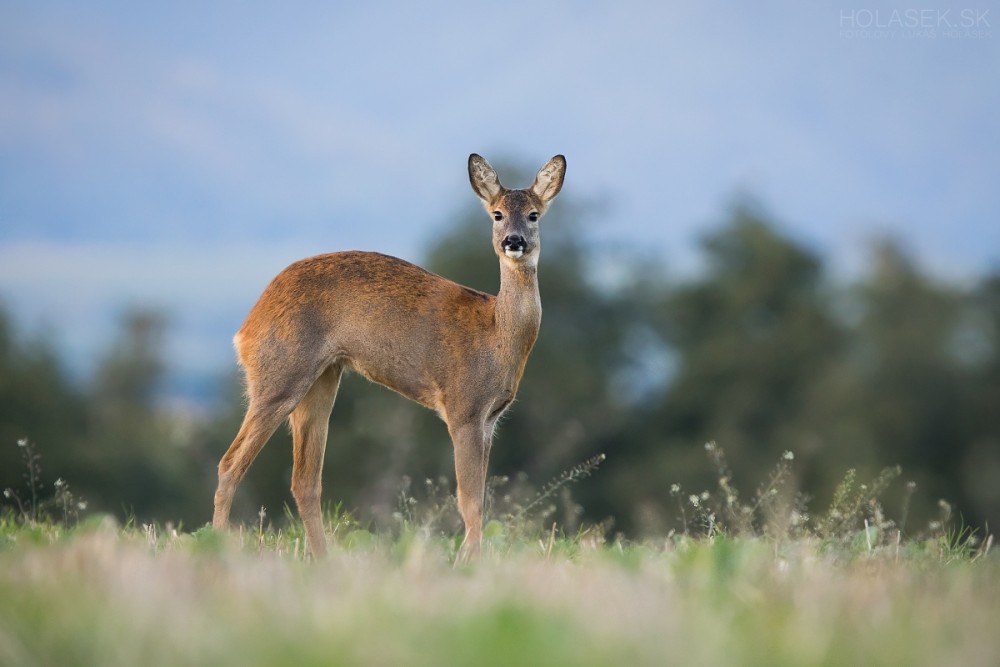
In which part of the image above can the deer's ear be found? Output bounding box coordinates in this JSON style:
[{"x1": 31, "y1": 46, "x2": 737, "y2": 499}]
[
  {"x1": 469, "y1": 154, "x2": 503, "y2": 204},
  {"x1": 530, "y1": 155, "x2": 566, "y2": 205}
]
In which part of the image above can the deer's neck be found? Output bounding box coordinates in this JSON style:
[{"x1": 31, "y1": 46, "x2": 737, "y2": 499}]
[{"x1": 495, "y1": 259, "x2": 541, "y2": 357}]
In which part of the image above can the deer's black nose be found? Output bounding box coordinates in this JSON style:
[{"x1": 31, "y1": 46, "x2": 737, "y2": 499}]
[{"x1": 502, "y1": 235, "x2": 527, "y2": 252}]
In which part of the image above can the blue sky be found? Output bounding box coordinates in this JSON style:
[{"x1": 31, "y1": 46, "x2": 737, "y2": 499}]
[{"x1": 1, "y1": 1, "x2": 998, "y2": 395}]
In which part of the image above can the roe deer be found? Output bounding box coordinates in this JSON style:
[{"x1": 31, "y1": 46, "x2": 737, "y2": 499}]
[{"x1": 212, "y1": 153, "x2": 566, "y2": 559}]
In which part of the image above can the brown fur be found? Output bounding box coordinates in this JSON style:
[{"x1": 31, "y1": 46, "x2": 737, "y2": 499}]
[{"x1": 212, "y1": 154, "x2": 566, "y2": 559}]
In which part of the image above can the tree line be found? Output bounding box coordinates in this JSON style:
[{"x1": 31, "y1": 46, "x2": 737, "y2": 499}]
[{"x1": 2, "y1": 188, "x2": 998, "y2": 536}]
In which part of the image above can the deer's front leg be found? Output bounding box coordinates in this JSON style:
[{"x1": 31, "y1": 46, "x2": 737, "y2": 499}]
[{"x1": 450, "y1": 420, "x2": 489, "y2": 562}]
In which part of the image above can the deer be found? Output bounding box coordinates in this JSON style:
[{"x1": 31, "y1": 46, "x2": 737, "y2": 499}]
[{"x1": 212, "y1": 153, "x2": 566, "y2": 560}]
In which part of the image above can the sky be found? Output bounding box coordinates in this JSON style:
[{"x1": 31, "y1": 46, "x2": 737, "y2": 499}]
[{"x1": 1, "y1": 1, "x2": 998, "y2": 398}]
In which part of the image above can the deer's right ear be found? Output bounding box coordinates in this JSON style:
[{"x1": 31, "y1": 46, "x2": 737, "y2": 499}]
[{"x1": 469, "y1": 154, "x2": 503, "y2": 204}]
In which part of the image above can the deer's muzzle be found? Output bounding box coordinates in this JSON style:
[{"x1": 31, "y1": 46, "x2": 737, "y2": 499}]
[{"x1": 502, "y1": 234, "x2": 528, "y2": 258}]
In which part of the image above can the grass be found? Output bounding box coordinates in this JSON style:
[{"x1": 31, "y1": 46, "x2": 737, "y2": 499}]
[
  {"x1": 1, "y1": 441, "x2": 998, "y2": 666},
  {"x1": 0, "y1": 518, "x2": 998, "y2": 667}
]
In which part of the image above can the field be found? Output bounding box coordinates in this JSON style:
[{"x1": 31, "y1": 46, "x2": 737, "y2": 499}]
[{"x1": 1, "y1": 510, "x2": 998, "y2": 667}]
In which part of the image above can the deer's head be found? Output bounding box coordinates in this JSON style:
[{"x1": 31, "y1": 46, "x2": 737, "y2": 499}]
[{"x1": 468, "y1": 154, "x2": 566, "y2": 267}]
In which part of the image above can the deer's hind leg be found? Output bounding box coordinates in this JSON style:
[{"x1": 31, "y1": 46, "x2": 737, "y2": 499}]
[
  {"x1": 213, "y1": 392, "x2": 307, "y2": 530},
  {"x1": 213, "y1": 344, "x2": 327, "y2": 532},
  {"x1": 289, "y1": 363, "x2": 343, "y2": 559}
]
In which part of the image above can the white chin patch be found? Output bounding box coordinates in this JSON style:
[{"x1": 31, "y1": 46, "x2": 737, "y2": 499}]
[{"x1": 504, "y1": 249, "x2": 524, "y2": 259}]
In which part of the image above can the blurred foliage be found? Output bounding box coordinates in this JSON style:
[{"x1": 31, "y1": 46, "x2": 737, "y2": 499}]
[{"x1": 2, "y1": 179, "x2": 998, "y2": 536}]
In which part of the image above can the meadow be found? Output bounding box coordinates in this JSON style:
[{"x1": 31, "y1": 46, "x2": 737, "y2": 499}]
[{"x1": 1, "y1": 449, "x2": 998, "y2": 667}]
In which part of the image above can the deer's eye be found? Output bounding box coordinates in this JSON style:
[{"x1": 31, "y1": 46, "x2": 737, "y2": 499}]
[
  {"x1": 528, "y1": 212, "x2": 539, "y2": 222},
  {"x1": 493, "y1": 211, "x2": 503, "y2": 221}
]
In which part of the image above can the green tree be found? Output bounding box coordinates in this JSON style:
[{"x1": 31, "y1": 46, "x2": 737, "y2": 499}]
[
  {"x1": 843, "y1": 242, "x2": 986, "y2": 529},
  {"x1": 0, "y1": 302, "x2": 88, "y2": 500},
  {"x1": 80, "y1": 308, "x2": 204, "y2": 522},
  {"x1": 959, "y1": 270, "x2": 1000, "y2": 528},
  {"x1": 610, "y1": 203, "x2": 847, "y2": 534}
]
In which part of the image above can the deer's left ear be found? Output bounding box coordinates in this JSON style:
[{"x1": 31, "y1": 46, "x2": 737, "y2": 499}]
[{"x1": 530, "y1": 155, "x2": 566, "y2": 206}]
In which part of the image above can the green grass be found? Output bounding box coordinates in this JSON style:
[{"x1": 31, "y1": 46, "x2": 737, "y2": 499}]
[
  {"x1": 0, "y1": 514, "x2": 997, "y2": 667},
  {"x1": 2, "y1": 440, "x2": 998, "y2": 666}
]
